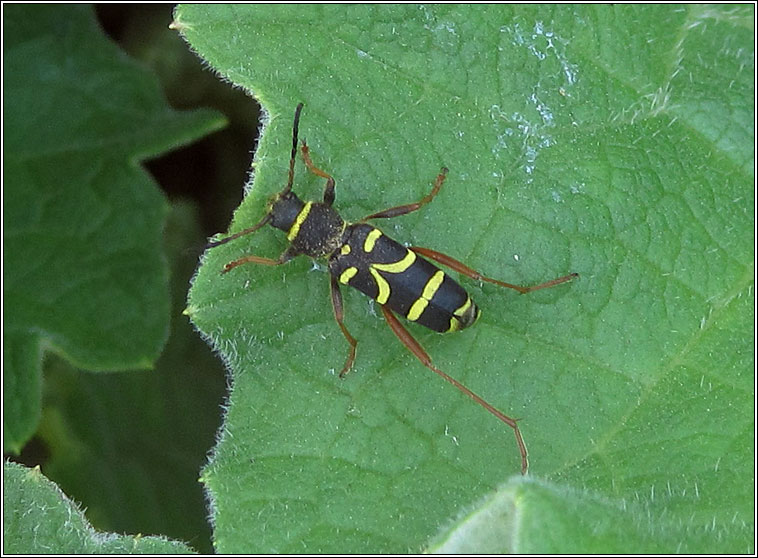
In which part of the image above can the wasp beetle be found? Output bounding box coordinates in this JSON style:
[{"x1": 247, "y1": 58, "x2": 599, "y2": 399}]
[{"x1": 208, "y1": 103, "x2": 577, "y2": 474}]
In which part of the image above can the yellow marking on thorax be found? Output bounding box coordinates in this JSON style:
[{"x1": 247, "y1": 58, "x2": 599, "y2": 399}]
[
  {"x1": 286, "y1": 202, "x2": 312, "y2": 241},
  {"x1": 340, "y1": 243, "x2": 351, "y2": 255},
  {"x1": 339, "y1": 266, "x2": 358, "y2": 285},
  {"x1": 363, "y1": 228, "x2": 383, "y2": 252},
  {"x1": 406, "y1": 270, "x2": 446, "y2": 321}
]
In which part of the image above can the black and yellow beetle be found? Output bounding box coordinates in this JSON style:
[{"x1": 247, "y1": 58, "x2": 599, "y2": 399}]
[{"x1": 208, "y1": 103, "x2": 577, "y2": 474}]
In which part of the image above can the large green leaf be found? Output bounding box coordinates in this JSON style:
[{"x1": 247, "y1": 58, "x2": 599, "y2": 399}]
[
  {"x1": 176, "y1": 4, "x2": 754, "y2": 553},
  {"x1": 3, "y1": 462, "x2": 194, "y2": 554},
  {"x1": 2, "y1": 4, "x2": 225, "y2": 452},
  {"x1": 36, "y1": 202, "x2": 225, "y2": 554}
]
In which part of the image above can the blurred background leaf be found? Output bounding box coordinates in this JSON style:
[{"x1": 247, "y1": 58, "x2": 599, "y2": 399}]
[
  {"x1": 3, "y1": 4, "x2": 223, "y2": 451},
  {"x1": 3, "y1": 4, "x2": 249, "y2": 553},
  {"x1": 4, "y1": 461, "x2": 194, "y2": 554}
]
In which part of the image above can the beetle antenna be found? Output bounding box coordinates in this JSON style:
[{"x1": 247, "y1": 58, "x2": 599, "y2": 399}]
[
  {"x1": 205, "y1": 213, "x2": 271, "y2": 249},
  {"x1": 206, "y1": 104, "x2": 304, "y2": 250},
  {"x1": 283, "y1": 102, "x2": 304, "y2": 196}
]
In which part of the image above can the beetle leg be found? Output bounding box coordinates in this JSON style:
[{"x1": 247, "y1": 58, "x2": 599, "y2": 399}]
[
  {"x1": 329, "y1": 276, "x2": 358, "y2": 377},
  {"x1": 410, "y1": 246, "x2": 578, "y2": 294},
  {"x1": 363, "y1": 167, "x2": 448, "y2": 220},
  {"x1": 380, "y1": 304, "x2": 528, "y2": 475},
  {"x1": 300, "y1": 141, "x2": 337, "y2": 206},
  {"x1": 221, "y1": 246, "x2": 296, "y2": 274}
]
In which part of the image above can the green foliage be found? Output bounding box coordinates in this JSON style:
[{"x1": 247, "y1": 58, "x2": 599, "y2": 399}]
[
  {"x1": 3, "y1": 4, "x2": 225, "y2": 554},
  {"x1": 36, "y1": 202, "x2": 224, "y2": 553},
  {"x1": 3, "y1": 4, "x2": 224, "y2": 452},
  {"x1": 3, "y1": 3, "x2": 752, "y2": 555},
  {"x1": 177, "y1": 4, "x2": 754, "y2": 553},
  {"x1": 3, "y1": 462, "x2": 194, "y2": 554}
]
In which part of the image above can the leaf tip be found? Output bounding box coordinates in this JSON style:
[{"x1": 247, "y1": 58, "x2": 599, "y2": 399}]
[{"x1": 168, "y1": 18, "x2": 191, "y2": 33}]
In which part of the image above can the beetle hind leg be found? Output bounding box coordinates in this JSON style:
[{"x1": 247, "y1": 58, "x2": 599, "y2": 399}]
[
  {"x1": 380, "y1": 304, "x2": 529, "y2": 474},
  {"x1": 410, "y1": 246, "x2": 578, "y2": 294}
]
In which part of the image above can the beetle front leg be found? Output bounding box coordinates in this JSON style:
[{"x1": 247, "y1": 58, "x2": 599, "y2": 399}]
[
  {"x1": 221, "y1": 246, "x2": 297, "y2": 274},
  {"x1": 301, "y1": 141, "x2": 337, "y2": 207}
]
